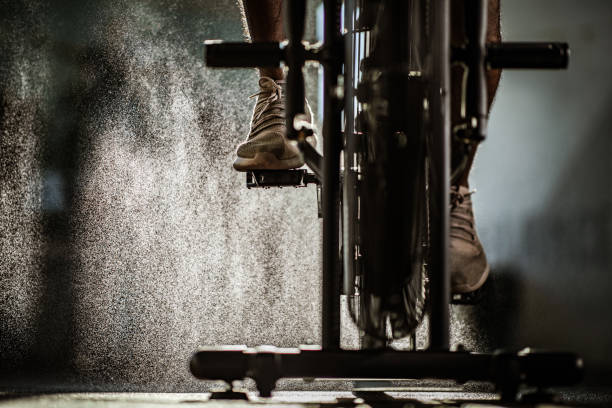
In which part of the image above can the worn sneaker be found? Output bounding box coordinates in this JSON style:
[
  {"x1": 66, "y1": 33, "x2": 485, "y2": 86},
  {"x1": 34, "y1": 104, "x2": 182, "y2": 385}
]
[
  {"x1": 233, "y1": 76, "x2": 314, "y2": 171},
  {"x1": 449, "y1": 185, "x2": 490, "y2": 294}
]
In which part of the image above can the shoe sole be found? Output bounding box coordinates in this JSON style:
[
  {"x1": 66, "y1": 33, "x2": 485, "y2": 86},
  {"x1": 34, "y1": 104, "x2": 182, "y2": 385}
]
[
  {"x1": 452, "y1": 263, "x2": 491, "y2": 294},
  {"x1": 233, "y1": 152, "x2": 304, "y2": 172}
]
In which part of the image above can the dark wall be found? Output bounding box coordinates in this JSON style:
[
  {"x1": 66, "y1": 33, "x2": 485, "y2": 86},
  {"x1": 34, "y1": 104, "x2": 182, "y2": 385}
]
[{"x1": 470, "y1": 0, "x2": 612, "y2": 381}]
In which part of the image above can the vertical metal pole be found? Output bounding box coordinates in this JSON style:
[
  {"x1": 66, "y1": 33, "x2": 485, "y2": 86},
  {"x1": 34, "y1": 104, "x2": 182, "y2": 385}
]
[
  {"x1": 465, "y1": 0, "x2": 488, "y2": 141},
  {"x1": 428, "y1": 0, "x2": 451, "y2": 350},
  {"x1": 341, "y1": 0, "x2": 355, "y2": 297},
  {"x1": 321, "y1": 0, "x2": 342, "y2": 350},
  {"x1": 283, "y1": 0, "x2": 306, "y2": 140}
]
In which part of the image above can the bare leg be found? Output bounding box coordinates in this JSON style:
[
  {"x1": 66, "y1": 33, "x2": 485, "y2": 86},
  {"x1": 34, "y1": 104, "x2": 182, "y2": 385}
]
[
  {"x1": 234, "y1": 0, "x2": 308, "y2": 171},
  {"x1": 452, "y1": 0, "x2": 502, "y2": 187},
  {"x1": 239, "y1": 0, "x2": 285, "y2": 80}
]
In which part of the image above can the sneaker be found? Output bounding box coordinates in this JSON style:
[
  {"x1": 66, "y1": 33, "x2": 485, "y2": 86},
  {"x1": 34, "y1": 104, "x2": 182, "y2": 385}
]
[
  {"x1": 233, "y1": 76, "x2": 314, "y2": 171},
  {"x1": 449, "y1": 185, "x2": 490, "y2": 294}
]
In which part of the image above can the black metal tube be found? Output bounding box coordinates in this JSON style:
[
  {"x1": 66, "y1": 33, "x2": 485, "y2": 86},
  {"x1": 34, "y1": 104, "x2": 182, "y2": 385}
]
[
  {"x1": 190, "y1": 348, "x2": 249, "y2": 382},
  {"x1": 428, "y1": 0, "x2": 451, "y2": 351},
  {"x1": 464, "y1": 0, "x2": 488, "y2": 141},
  {"x1": 281, "y1": 350, "x2": 492, "y2": 380},
  {"x1": 284, "y1": 0, "x2": 306, "y2": 43},
  {"x1": 487, "y1": 42, "x2": 569, "y2": 69},
  {"x1": 191, "y1": 349, "x2": 488, "y2": 382},
  {"x1": 204, "y1": 41, "x2": 283, "y2": 68},
  {"x1": 321, "y1": 0, "x2": 342, "y2": 350},
  {"x1": 283, "y1": 0, "x2": 307, "y2": 140},
  {"x1": 190, "y1": 348, "x2": 583, "y2": 390},
  {"x1": 342, "y1": 0, "x2": 355, "y2": 296}
]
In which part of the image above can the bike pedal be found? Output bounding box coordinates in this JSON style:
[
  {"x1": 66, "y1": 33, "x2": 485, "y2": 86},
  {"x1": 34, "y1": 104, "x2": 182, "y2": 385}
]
[{"x1": 246, "y1": 170, "x2": 319, "y2": 188}]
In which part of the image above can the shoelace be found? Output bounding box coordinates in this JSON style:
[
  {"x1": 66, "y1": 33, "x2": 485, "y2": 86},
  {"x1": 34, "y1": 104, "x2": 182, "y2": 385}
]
[
  {"x1": 249, "y1": 77, "x2": 284, "y2": 130},
  {"x1": 450, "y1": 187, "x2": 476, "y2": 242}
]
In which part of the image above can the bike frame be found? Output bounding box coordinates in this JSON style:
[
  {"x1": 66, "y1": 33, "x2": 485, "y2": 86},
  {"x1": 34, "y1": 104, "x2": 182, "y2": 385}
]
[{"x1": 194, "y1": 0, "x2": 579, "y2": 401}]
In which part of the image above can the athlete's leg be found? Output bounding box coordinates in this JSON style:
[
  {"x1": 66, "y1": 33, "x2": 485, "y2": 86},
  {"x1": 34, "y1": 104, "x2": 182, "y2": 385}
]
[
  {"x1": 485, "y1": 0, "x2": 502, "y2": 109},
  {"x1": 452, "y1": 0, "x2": 502, "y2": 187},
  {"x1": 233, "y1": 0, "x2": 315, "y2": 171},
  {"x1": 239, "y1": 0, "x2": 284, "y2": 80},
  {"x1": 237, "y1": 0, "x2": 501, "y2": 176}
]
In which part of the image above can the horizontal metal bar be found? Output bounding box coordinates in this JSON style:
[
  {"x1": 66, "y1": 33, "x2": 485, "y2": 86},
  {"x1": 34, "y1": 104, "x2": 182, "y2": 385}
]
[
  {"x1": 486, "y1": 42, "x2": 569, "y2": 69},
  {"x1": 192, "y1": 348, "x2": 488, "y2": 382},
  {"x1": 190, "y1": 347, "x2": 583, "y2": 389},
  {"x1": 205, "y1": 40, "x2": 283, "y2": 68}
]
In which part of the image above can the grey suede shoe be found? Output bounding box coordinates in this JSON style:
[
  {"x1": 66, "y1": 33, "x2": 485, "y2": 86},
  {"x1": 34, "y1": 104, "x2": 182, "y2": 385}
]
[
  {"x1": 449, "y1": 185, "x2": 490, "y2": 294},
  {"x1": 233, "y1": 77, "x2": 314, "y2": 171}
]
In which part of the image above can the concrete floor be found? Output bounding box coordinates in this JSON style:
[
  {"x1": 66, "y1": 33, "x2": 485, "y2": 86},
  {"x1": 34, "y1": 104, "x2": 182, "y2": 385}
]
[{"x1": 1, "y1": 389, "x2": 612, "y2": 408}]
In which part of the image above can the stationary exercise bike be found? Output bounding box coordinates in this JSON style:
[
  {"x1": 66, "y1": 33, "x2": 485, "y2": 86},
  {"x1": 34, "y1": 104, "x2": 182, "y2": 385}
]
[{"x1": 191, "y1": 0, "x2": 581, "y2": 402}]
